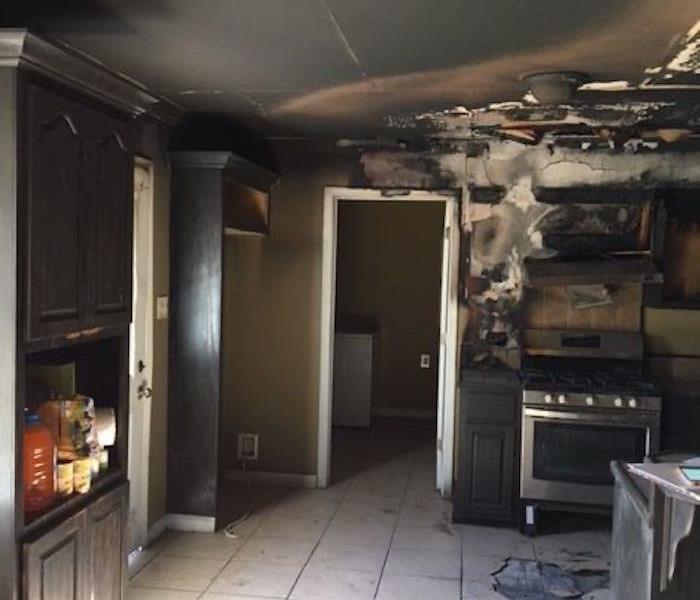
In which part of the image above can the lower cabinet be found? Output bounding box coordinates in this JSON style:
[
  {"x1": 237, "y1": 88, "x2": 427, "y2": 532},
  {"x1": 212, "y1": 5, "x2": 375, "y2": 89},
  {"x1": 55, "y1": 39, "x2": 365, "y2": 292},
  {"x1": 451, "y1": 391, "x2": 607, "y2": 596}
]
[
  {"x1": 23, "y1": 484, "x2": 128, "y2": 600},
  {"x1": 456, "y1": 424, "x2": 517, "y2": 523},
  {"x1": 454, "y1": 371, "x2": 521, "y2": 525}
]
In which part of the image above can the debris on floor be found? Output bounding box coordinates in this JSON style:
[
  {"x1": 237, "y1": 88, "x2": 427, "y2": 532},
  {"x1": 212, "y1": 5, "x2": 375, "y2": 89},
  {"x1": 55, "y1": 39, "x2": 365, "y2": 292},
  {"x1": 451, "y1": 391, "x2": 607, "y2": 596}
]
[{"x1": 493, "y1": 557, "x2": 609, "y2": 600}]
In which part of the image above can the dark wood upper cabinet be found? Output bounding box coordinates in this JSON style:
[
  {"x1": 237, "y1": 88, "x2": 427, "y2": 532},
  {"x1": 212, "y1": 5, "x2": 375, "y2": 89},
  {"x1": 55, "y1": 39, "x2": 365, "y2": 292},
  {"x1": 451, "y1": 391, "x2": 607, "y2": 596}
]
[
  {"x1": 24, "y1": 82, "x2": 133, "y2": 342},
  {"x1": 87, "y1": 113, "x2": 133, "y2": 328},
  {"x1": 26, "y1": 83, "x2": 86, "y2": 340}
]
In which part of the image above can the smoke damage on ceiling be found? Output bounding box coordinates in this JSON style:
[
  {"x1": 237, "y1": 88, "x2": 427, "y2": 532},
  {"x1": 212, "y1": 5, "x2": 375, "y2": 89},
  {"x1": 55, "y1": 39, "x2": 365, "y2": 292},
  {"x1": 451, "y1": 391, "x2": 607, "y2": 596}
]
[{"x1": 3, "y1": 0, "x2": 699, "y2": 140}]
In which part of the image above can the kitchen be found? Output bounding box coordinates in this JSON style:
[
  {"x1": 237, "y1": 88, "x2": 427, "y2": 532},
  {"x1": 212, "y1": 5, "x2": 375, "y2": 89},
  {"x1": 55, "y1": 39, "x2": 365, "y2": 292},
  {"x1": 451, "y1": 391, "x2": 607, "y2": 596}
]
[{"x1": 1, "y1": 3, "x2": 700, "y2": 600}]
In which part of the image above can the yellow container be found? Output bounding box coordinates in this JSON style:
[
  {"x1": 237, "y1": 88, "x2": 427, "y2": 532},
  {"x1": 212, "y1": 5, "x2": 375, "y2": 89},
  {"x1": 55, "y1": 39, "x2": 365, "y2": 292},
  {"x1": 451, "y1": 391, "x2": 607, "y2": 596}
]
[
  {"x1": 57, "y1": 461, "x2": 74, "y2": 497},
  {"x1": 73, "y1": 458, "x2": 92, "y2": 494}
]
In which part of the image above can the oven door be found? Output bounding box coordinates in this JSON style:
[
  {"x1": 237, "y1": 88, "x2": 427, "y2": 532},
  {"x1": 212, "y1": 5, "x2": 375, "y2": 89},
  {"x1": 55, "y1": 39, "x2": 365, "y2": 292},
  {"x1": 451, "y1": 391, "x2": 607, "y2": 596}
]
[{"x1": 521, "y1": 407, "x2": 659, "y2": 506}]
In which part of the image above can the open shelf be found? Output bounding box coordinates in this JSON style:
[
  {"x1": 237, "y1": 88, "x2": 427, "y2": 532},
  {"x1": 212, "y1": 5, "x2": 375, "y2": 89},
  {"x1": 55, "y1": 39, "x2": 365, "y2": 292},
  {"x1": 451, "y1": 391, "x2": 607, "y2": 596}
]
[
  {"x1": 21, "y1": 332, "x2": 129, "y2": 539},
  {"x1": 23, "y1": 467, "x2": 125, "y2": 540}
]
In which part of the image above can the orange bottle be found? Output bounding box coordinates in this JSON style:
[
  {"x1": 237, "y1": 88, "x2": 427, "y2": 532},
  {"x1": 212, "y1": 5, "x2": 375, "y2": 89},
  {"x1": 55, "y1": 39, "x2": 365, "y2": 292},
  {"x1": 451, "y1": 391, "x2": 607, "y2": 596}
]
[{"x1": 24, "y1": 413, "x2": 57, "y2": 513}]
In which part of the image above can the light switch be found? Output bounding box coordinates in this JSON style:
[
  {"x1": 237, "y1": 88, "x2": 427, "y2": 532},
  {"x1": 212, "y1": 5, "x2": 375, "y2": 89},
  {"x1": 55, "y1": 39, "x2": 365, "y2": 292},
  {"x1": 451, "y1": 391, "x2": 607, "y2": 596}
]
[
  {"x1": 156, "y1": 295, "x2": 169, "y2": 320},
  {"x1": 420, "y1": 354, "x2": 431, "y2": 369}
]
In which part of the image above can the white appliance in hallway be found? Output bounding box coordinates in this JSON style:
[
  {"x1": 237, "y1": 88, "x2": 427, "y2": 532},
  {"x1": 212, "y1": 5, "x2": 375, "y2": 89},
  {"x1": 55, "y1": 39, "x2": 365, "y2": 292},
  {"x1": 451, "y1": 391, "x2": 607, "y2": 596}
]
[{"x1": 332, "y1": 329, "x2": 377, "y2": 428}]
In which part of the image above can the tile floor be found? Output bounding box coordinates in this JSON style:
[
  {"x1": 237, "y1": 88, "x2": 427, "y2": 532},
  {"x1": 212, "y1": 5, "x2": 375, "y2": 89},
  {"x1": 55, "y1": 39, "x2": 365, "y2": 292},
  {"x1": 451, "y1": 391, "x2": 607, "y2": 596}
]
[{"x1": 129, "y1": 418, "x2": 611, "y2": 600}]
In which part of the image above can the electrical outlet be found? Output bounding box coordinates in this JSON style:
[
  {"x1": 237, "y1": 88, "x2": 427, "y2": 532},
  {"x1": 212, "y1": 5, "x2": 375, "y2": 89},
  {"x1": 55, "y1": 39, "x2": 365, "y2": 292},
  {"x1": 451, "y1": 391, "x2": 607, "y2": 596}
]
[
  {"x1": 156, "y1": 295, "x2": 169, "y2": 320},
  {"x1": 420, "y1": 354, "x2": 431, "y2": 369},
  {"x1": 237, "y1": 433, "x2": 259, "y2": 461}
]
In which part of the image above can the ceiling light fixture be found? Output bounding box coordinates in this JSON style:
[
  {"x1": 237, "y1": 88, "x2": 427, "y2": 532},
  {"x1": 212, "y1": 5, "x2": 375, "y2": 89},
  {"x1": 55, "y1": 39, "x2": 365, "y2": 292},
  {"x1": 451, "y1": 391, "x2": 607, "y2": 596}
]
[{"x1": 520, "y1": 71, "x2": 590, "y2": 104}]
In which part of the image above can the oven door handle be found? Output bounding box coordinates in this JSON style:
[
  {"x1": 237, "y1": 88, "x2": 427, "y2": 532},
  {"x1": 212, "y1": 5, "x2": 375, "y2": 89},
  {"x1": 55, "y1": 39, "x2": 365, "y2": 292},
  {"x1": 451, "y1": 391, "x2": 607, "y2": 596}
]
[{"x1": 524, "y1": 407, "x2": 656, "y2": 426}]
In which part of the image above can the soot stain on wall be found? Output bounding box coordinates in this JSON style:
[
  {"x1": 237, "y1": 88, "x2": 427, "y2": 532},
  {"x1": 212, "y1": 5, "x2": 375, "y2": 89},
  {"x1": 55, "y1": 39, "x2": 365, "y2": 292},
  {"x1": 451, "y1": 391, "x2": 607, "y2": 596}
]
[{"x1": 360, "y1": 140, "x2": 700, "y2": 367}]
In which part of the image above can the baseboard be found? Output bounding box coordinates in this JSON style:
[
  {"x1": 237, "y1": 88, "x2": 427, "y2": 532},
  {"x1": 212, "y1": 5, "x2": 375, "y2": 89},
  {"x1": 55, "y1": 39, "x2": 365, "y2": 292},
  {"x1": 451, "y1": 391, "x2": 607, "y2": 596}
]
[
  {"x1": 146, "y1": 515, "x2": 168, "y2": 544},
  {"x1": 165, "y1": 513, "x2": 216, "y2": 532},
  {"x1": 372, "y1": 407, "x2": 436, "y2": 420},
  {"x1": 224, "y1": 469, "x2": 318, "y2": 488}
]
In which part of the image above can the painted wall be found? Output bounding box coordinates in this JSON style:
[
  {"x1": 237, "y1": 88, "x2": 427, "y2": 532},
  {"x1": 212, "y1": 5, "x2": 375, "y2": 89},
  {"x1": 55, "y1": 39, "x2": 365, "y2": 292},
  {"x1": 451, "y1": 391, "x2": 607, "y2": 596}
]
[
  {"x1": 220, "y1": 154, "x2": 354, "y2": 475},
  {"x1": 335, "y1": 201, "x2": 444, "y2": 414},
  {"x1": 217, "y1": 141, "x2": 700, "y2": 479},
  {"x1": 133, "y1": 119, "x2": 172, "y2": 527}
]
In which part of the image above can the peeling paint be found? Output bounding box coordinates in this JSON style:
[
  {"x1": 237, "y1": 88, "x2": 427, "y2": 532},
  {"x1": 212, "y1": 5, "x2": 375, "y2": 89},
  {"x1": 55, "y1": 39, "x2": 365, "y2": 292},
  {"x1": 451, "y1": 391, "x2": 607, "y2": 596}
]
[
  {"x1": 666, "y1": 21, "x2": 700, "y2": 73},
  {"x1": 578, "y1": 81, "x2": 633, "y2": 91}
]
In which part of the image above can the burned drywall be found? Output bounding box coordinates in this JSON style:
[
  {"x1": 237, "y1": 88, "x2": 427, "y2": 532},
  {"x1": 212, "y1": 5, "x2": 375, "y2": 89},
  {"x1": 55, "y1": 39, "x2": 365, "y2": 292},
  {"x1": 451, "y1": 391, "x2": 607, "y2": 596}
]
[
  {"x1": 360, "y1": 141, "x2": 700, "y2": 367},
  {"x1": 493, "y1": 558, "x2": 610, "y2": 600}
]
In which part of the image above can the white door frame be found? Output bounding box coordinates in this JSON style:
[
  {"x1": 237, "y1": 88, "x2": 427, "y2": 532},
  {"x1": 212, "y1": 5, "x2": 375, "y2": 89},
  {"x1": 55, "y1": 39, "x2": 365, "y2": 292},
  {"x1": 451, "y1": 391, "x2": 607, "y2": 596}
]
[
  {"x1": 318, "y1": 187, "x2": 460, "y2": 497},
  {"x1": 128, "y1": 157, "x2": 155, "y2": 551}
]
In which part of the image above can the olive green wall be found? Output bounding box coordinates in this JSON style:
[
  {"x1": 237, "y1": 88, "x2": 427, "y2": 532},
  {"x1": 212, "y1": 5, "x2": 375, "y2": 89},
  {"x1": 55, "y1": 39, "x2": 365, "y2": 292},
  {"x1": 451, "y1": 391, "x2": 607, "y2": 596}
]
[
  {"x1": 221, "y1": 155, "x2": 354, "y2": 475},
  {"x1": 644, "y1": 308, "x2": 700, "y2": 356},
  {"x1": 335, "y1": 201, "x2": 445, "y2": 414}
]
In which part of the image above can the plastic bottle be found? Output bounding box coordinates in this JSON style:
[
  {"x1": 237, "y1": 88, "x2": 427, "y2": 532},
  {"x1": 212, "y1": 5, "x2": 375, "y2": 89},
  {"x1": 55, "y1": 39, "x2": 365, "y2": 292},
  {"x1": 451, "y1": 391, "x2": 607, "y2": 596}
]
[{"x1": 24, "y1": 413, "x2": 57, "y2": 513}]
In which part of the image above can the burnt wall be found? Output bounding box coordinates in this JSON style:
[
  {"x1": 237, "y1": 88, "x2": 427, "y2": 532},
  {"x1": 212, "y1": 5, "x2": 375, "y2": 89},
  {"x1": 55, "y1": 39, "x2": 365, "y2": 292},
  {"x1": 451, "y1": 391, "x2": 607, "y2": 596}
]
[{"x1": 360, "y1": 143, "x2": 700, "y2": 367}]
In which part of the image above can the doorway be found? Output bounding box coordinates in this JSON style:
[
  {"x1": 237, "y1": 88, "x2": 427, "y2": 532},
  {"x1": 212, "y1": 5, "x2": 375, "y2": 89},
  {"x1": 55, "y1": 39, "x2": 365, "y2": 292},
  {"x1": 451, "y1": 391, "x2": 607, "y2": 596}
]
[
  {"x1": 128, "y1": 158, "x2": 155, "y2": 552},
  {"x1": 318, "y1": 188, "x2": 459, "y2": 497}
]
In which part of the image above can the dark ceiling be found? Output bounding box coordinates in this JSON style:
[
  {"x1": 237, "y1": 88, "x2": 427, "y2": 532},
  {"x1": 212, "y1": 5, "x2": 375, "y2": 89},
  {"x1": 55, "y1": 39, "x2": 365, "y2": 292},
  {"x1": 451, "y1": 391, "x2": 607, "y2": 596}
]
[{"x1": 3, "y1": 0, "x2": 699, "y2": 138}]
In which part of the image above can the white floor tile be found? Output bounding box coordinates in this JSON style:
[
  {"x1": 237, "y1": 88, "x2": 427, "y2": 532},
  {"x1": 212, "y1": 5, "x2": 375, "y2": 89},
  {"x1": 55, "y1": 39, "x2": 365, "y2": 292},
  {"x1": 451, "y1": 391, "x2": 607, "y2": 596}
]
[
  {"x1": 307, "y1": 541, "x2": 388, "y2": 575},
  {"x1": 392, "y1": 525, "x2": 461, "y2": 555},
  {"x1": 533, "y1": 531, "x2": 608, "y2": 570},
  {"x1": 290, "y1": 566, "x2": 378, "y2": 600},
  {"x1": 160, "y1": 532, "x2": 245, "y2": 559},
  {"x1": 376, "y1": 574, "x2": 460, "y2": 600},
  {"x1": 201, "y1": 594, "x2": 285, "y2": 600},
  {"x1": 235, "y1": 536, "x2": 316, "y2": 567},
  {"x1": 253, "y1": 514, "x2": 329, "y2": 542},
  {"x1": 461, "y1": 554, "x2": 507, "y2": 584},
  {"x1": 209, "y1": 560, "x2": 301, "y2": 597},
  {"x1": 323, "y1": 519, "x2": 394, "y2": 548},
  {"x1": 130, "y1": 555, "x2": 227, "y2": 592},
  {"x1": 461, "y1": 580, "x2": 505, "y2": 600},
  {"x1": 461, "y1": 525, "x2": 535, "y2": 560},
  {"x1": 385, "y1": 546, "x2": 460, "y2": 579},
  {"x1": 127, "y1": 587, "x2": 200, "y2": 600}
]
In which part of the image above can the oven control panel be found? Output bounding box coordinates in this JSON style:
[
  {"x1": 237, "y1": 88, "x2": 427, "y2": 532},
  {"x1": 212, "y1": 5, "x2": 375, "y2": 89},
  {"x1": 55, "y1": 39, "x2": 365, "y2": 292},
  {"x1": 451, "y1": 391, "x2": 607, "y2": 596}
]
[{"x1": 524, "y1": 390, "x2": 661, "y2": 412}]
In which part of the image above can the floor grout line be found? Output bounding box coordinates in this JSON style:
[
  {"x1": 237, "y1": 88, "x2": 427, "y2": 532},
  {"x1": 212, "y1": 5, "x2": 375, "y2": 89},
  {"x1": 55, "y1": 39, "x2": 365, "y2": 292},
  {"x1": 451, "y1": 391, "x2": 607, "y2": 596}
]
[
  {"x1": 284, "y1": 475, "x2": 356, "y2": 600},
  {"x1": 459, "y1": 521, "x2": 465, "y2": 600},
  {"x1": 198, "y1": 487, "x2": 294, "y2": 596},
  {"x1": 371, "y1": 453, "x2": 416, "y2": 599}
]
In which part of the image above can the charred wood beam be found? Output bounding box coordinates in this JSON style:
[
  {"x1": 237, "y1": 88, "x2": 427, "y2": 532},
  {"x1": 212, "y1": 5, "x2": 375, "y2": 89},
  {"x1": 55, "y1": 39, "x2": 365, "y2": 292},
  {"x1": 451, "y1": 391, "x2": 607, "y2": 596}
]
[
  {"x1": 470, "y1": 185, "x2": 506, "y2": 204},
  {"x1": 534, "y1": 186, "x2": 656, "y2": 205}
]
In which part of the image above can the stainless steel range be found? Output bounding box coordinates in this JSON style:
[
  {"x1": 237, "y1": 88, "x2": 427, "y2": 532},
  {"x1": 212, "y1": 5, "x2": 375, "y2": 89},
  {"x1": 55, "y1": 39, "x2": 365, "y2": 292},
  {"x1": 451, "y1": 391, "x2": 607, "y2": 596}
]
[{"x1": 519, "y1": 329, "x2": 661, "y2": 532}]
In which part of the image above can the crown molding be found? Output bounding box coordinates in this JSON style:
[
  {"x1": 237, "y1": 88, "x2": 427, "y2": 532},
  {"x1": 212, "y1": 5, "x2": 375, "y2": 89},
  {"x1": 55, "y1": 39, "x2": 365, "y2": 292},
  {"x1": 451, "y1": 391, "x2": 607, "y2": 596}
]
[{"x1": 0, "y1": 29, "x2": 183, "y2": 124}]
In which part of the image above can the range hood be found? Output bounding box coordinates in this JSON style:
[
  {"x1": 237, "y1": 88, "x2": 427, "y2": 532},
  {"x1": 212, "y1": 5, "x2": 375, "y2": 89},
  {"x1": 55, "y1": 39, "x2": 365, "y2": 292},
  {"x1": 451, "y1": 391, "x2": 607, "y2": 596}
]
[{"x1": 524, "y1": 256, "x2": 663, "y2": 287}]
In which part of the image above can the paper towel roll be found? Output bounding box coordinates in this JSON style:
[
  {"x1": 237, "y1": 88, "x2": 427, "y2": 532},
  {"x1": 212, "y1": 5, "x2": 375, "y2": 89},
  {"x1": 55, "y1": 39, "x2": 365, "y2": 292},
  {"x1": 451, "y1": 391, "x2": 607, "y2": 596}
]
[{"x1": 95, "y1": 407, "x2": 116, "y2": 447}]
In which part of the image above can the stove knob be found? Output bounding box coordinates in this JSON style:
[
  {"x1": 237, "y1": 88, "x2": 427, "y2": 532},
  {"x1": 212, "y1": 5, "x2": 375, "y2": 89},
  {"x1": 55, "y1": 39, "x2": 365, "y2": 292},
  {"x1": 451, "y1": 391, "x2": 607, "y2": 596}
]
[
  {"x1": 586, "y1": 395, "x2": 595, "y2": 406},
  {"x1": 628, "y1": 398, "x2": 638, "y2": 408},
  {"x1": 544, "y1": 394, "x2": 553, "y2": 404},
  {"x1": 558, "y1": 394, "x2": 567, "y2": 404},
  {"x1": 614, "y1": 397, "x2": 624, "y2": 408}
]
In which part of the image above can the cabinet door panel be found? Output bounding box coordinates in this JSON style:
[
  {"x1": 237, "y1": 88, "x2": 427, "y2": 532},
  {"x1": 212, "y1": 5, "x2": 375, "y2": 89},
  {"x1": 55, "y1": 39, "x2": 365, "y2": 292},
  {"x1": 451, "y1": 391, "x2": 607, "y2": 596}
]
[
  {"x1": 456, "y1": 424, "x2": 516, "y2": 523},
  {"x1": 26, "y1": 84, "x2": 86, "y2": 340},
  {"x1": 23, "y1": 510, "x2": 88, "y2": 600},
  {"x1": 88, "y1": 115, "x2": 133, "y2": 327},
  {"x1": 87, "y1": 484, "x2": 127, "y2": 600}
]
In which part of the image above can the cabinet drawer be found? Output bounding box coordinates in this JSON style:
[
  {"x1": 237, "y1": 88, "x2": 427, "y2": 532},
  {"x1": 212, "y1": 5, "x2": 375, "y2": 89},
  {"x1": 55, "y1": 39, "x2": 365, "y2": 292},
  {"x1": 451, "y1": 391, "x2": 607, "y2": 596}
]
[{"x1": 462, "y1": 389, "x2": 519, "y2": 425}]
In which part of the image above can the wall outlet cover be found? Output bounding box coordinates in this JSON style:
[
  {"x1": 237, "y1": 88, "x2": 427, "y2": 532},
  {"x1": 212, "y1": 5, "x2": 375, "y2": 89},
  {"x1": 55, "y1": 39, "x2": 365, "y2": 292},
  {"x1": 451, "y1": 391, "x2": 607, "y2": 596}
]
[
  {"x1": 237, "y1": 432, "x2": 259, "y2": 461},
  {"x1": 156, "y1": 295, "x2": 169, "y2": 320},
  {"x1": 420, "y1": 354, "x2": 431, "y2": 369}
]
